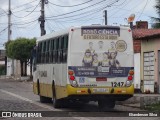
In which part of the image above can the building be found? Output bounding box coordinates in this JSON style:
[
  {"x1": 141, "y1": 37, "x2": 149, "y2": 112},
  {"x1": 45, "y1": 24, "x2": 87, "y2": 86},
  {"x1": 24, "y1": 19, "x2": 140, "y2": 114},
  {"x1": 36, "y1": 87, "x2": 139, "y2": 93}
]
[
  {"x1": 133, "y1": 29, "x2": 160, "y2": 93},
  {"x1": 0, "y1": 50, "x2": 6, "y2": 75},
  {"x1": 132, "y1": 21, "x2": 148, "y2": 93},
  {"x1": 0, "y1": 50, "x2": 5, "y2": 61}
]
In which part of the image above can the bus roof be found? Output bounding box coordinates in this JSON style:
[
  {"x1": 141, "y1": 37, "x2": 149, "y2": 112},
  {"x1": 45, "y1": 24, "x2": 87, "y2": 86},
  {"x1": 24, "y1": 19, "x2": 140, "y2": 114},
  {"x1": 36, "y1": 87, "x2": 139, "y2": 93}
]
[
  {"x1": 37, "y1": 28, "x2": 69, "y2": 42},
  {"x1": 36, "y1": 25, "x2": 131, "y2": 42}
]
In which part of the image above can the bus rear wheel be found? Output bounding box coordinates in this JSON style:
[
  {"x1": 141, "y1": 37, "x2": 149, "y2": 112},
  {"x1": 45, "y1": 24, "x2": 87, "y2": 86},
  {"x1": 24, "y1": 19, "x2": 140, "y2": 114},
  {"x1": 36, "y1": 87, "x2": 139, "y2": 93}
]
[
  {"x1": 40, "y1": 96, "x2": 52, "y2": 103},
  {"x1": 52, "y1": 83, "x2": 62, "y2": 108},
  {"x1": 52, "y1": 97, "x2": 63, "y2": 108},
  {"x1": 98, "y1": 100, "x2": 115, "y2": 111}
]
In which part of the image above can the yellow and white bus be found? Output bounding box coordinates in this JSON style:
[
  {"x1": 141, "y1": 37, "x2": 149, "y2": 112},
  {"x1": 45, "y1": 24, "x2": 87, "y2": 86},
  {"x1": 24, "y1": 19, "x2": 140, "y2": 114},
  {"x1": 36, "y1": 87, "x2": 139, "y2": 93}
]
[{"x1": 33, "y1": 25, "x2": 134, "y2": 109}]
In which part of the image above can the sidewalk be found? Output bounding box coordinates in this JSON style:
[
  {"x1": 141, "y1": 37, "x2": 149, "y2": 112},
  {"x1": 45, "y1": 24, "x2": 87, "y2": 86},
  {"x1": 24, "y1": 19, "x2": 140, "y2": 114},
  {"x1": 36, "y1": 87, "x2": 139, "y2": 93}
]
[
  {"x1": 1, "y1": 76, "x2": 160, "y2": 109},
  {"x1": 0, "y1": 75, "x2": 12, "y2": 79},
  {"x1": 117, "y1": 94, "x2": 160, "y2": 109}
]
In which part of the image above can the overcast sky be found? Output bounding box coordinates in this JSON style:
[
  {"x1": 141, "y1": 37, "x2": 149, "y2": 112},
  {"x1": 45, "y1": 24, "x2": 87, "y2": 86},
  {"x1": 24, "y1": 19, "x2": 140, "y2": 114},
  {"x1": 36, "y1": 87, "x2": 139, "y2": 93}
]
[{"x1": 0, "y1": 0, "x2": 158, "y2": 49}]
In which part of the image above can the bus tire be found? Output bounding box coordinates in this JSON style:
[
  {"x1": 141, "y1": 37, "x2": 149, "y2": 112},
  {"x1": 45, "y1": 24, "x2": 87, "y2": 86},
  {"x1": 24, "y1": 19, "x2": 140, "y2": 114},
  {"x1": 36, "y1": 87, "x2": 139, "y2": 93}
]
[
  {"x1": 40, "y1": 96, "x2": 52, "y2": 103},
  {"x1": 52, "y1": 81, "x2": 62, "y2": 108},
  {"x1": 37, "y1": 79, "x2": 40, "y2": 95},
  {"x1": 98, "y1": 100, "x2": 115, "y2": 111},
  {"x1": 38, "y1": 80, "x2": 52, "y2": 103}
]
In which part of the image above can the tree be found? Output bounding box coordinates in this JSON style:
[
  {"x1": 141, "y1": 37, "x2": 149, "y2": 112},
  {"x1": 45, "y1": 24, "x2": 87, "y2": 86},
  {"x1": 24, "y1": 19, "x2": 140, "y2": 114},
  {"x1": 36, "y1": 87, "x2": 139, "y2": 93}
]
[
  {"x1": 151, "y1": 0, "x2": 160, "y2": 28},
  {"x1": 5, "y1": 37, "x2": 36, "y2": 76}
]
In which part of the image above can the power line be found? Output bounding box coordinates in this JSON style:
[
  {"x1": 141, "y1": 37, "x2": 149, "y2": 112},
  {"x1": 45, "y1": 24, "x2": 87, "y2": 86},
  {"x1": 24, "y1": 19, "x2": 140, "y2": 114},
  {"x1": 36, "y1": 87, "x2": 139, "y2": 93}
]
[
  {"x1": 108, "y1": 0, "x2": 129, "y2": 17},
  {"x1": 108, "y1": 1, "x2": 152, "y2": 19},
  {"x1": 0, "y1": 8, "x2": 8, "y2": 15},
  {"x1": 0, "y1": 27, "x2": 8, "y2": 34},
  {"x1": 46, "y1": 0, "x2": 118, "y2": 21},
  {"x1": 136, "y1": 0, "x2": 149, "y2": 20},
  {"x1": 46, "y1": 0, "x2": 116, "y2": 18},
  {"x1": 12, "y1": 1, "x2": 40, "y2": 18},
  {"x1": 48, "y1": 0, "x2": 93, "y2": 7},
  {"x1": 11, "y1": 0, "x2": 38, "y2": 10},
  {"x1": 12, "y1": 5, "x2": 36, "y2": 14},
  {"x1": 12, "y1": 19, "x2": 38, "y2": 25}
]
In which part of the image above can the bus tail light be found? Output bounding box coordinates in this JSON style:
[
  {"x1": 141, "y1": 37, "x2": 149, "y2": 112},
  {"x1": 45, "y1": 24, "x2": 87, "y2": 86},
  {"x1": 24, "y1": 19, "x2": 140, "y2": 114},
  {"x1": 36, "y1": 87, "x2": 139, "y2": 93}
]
[
  {"x1": 126, "y1": 70, "x2": 134, "y2": 87},
  {"x1": 70, "y1": 76, "x2": 75, "y2": 81},
  {"x1": 68, "y1": 69, "x2": 78, "y2": 87},
  {"x1": 128, "y1": 76, "x2": 133, "y2": 81},
  {"x1": 129, "y1": 70, "x2": 134, "y2": 75},
  {"x1": 68, "y1": 70, "x2": 74, "y2": 76}
]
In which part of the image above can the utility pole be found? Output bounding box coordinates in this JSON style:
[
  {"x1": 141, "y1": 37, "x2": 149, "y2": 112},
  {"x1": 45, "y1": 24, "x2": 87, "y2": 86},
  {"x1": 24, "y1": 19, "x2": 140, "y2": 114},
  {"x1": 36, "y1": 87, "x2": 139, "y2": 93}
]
[
  {"x1": 8, "y1": 0, "x2": 14, "y2": 76},
  {"x1": 39, "y1": 0, "x2": 46, "y2": 36},
  {"x1": 104, "y1": 10, "x2": 107, "y2": 25},
  {"x1": 8, "y1": 0, "x2": 11, "y2": 41}
]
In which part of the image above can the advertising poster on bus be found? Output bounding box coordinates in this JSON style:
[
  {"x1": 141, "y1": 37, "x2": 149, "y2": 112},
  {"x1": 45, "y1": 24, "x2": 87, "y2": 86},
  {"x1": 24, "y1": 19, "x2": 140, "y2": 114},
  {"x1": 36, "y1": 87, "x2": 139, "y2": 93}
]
[{"x1": 69, "y1": 26, "x2": 134, "y2": 78}]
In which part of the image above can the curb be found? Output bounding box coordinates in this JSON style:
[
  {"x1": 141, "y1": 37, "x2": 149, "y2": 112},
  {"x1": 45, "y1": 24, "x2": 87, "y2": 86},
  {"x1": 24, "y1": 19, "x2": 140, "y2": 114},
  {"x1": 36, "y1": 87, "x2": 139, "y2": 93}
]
[{"x1": 121, "y1": 104, "x2": 140, "y2": 109}]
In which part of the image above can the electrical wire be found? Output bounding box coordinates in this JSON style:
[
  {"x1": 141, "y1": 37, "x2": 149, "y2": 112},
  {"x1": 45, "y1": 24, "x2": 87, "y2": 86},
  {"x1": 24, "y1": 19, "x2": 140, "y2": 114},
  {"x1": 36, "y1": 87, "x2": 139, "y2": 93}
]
[
  {"x1": 11, "y1": 0, "x2": 38, "y2": 10},
  {"x1": 46, "y1": 0, "x2": 115, "y2": 18},
  {"x1": 48, "y1": 0, "x2": 93, "y2": 7},
  {"x1": 12, "y1": 5, "x2": 36, "y2": 14},
  {"x1": 108, "y1": 0, "x2": 130, "y2": 17},
  {"x1": 0, "y1": 27, "x2": 8, "y2": 34},
  {"x1": 12, "y1": 1, "x2": 40, "y2": 18},
  {"x1": 0, "y1": 8, "x2": 8, "y2": 15},
  {"x1": 136, "y1": 0, "x2": 149, "y2": 20},
  {"x1": 12, "y1": 19, "x2": 38, "y2": 25},
  {"x1": 46, "y1": 0, "x2": 118, "y2": 29},
  {"x1": 46, "y1": 0, "x2": 118, "y2": 21}
]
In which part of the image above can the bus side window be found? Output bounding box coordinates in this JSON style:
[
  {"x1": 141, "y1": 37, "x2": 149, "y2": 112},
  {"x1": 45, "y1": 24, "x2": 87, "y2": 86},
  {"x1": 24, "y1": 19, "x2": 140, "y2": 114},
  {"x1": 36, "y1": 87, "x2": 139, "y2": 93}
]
[
  {"x1": 53, "y1": 39, "x2": 56, "y2": 63},
  {"x1": 58, "y1": 37, "x2": 64, "y2": 63},
  {"x1": 54, "y1": 38, "x2": 59, "y2": 63},
  {"x1": 37, "y1": 42, "x2": 42, "y2": 63},
  {"x1": 46, "y1": 40, "x2": 50, "y2": 63},
  {"x1": 49, "y1": 39, "x2": 53, "y2": 63},
  {"x1": 42, "y1": 41, "x2": 46, "y2": 63},
  {"x1": 63, "y1": 35, "x2": 68, "y2": 63}
]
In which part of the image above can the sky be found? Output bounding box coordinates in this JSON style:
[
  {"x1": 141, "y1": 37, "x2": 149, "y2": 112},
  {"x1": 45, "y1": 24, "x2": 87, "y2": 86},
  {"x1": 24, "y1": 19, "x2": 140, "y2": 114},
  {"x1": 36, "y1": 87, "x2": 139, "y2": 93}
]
[{"x1": 0, "y1": 0, "x2": 158, "y2": 49}]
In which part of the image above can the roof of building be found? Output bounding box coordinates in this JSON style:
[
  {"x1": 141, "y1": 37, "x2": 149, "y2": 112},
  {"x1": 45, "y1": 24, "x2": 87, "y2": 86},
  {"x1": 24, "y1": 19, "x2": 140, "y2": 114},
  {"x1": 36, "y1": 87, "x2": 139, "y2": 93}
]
[{"x1": 132, "y1": 29, "x2": 160, "y2": 40}]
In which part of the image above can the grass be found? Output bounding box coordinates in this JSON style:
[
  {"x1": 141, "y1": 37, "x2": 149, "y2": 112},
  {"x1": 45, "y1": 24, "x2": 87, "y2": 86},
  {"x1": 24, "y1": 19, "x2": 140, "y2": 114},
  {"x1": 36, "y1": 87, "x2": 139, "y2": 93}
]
[{"x1": 145, "y1": 103, "x2": 160, "y2": 111}]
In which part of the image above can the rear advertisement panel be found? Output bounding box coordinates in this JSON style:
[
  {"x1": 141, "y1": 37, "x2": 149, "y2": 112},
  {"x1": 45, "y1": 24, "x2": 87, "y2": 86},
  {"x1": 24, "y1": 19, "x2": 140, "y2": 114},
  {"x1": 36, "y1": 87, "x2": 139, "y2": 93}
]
[{"x1": 69, "y1": 26, "x2": 134, "y2": 78}]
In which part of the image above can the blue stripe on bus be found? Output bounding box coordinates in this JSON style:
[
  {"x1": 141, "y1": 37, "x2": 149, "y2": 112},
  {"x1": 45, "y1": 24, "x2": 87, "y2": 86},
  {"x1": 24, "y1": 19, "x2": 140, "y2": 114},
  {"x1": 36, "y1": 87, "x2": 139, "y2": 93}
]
[{"x1": 68, "y1": 66, "x2": 134, "y2": 77}]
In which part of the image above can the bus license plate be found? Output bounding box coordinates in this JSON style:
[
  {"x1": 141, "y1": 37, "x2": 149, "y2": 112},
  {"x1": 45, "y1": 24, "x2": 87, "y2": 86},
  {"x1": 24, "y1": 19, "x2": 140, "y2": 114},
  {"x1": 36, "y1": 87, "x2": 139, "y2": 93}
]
[
  {"x1": 93, "y1": 88, "x2": 109, "y2": 93},
  {"x1": 96, "y1": 77, "x2": 107, "y2": 81}
]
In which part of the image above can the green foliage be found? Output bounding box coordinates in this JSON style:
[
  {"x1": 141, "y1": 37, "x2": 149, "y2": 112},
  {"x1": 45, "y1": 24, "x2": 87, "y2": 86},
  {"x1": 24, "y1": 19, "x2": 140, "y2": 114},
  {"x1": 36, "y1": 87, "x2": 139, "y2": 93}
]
[
  {"x1": 0, "y1": 65, "x2": 5, "y2": 75},
  {"x1": 151, "y1": 0, "x2": 160, "y2": 28},
  {"x1": 5, "y1": 37, "x2": 36, "y2": 61},
  {"x1": 145, "y1": 103, "x2": 160, "y2": 111}
]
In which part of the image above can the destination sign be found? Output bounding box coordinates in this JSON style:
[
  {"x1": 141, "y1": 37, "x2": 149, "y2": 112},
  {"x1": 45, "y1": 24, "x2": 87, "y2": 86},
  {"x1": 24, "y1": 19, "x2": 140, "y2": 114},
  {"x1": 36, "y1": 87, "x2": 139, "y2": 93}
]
[{"x1": 81, "y1": 26, "x2": 120, "y2": 40}]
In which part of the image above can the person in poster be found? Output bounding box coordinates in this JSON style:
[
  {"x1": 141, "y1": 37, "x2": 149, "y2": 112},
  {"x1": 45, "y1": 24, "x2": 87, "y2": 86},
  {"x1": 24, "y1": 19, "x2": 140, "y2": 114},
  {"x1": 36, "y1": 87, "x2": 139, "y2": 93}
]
[
  {"x1": 82, "y1": 49, "x2": 92, "y2": 67},
  {"x1": 101, "y1": 52, "x2": 110, "y2": 67},
  {"x1": 98, "y1": 41, "x2": 105, "y2": 62},
  {"x1": 108, "y1": 41, "x2": 121, "y2": 68},
  {"x1": 109, "y1": 51, "x2": 121, "y2": 68},
  {"x1": 89, "y1": 42, "x2": 95, "y2": 56},
  {"x1": 92, "y1": 53, "x2": 100, "y2": 66}
]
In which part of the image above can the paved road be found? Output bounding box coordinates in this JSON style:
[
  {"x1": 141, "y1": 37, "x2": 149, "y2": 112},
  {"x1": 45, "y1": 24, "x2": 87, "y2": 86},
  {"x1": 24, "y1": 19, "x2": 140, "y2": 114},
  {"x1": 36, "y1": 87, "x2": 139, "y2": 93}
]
[{"x1": 0, "y1": 78, "x2": 159, "y2": 120}]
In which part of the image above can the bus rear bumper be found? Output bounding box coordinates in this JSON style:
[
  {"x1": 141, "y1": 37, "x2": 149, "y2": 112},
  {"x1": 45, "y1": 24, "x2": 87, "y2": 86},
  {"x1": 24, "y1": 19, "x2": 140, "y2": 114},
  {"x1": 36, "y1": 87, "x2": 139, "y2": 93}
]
[{"x1": 66, "y1": 84, "x2": 134, "y2": 101}]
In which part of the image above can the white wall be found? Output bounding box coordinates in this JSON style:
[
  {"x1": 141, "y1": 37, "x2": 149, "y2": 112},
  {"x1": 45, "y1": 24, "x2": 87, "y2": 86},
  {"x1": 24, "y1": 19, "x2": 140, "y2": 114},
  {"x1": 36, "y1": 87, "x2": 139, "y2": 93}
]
[
  {"x1": 7, "y1": 58, "x2": 12, "y2": 76},
  {"x1": 27, "y1": 62, "x2": 30, "y2": 75},
  {"x1": 0, "y1": 61, "x2": 5, "y2": 64},
  {"x1": 134, "y1": 53, "x2": 141, "y2": 89}
]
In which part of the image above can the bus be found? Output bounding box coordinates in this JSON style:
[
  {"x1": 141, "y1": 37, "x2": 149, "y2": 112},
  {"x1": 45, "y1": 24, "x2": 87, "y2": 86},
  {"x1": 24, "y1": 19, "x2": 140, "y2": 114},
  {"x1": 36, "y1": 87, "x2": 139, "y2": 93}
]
[{"x1": 33, "y1": 25, "x2": 134, "y2": 110}]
